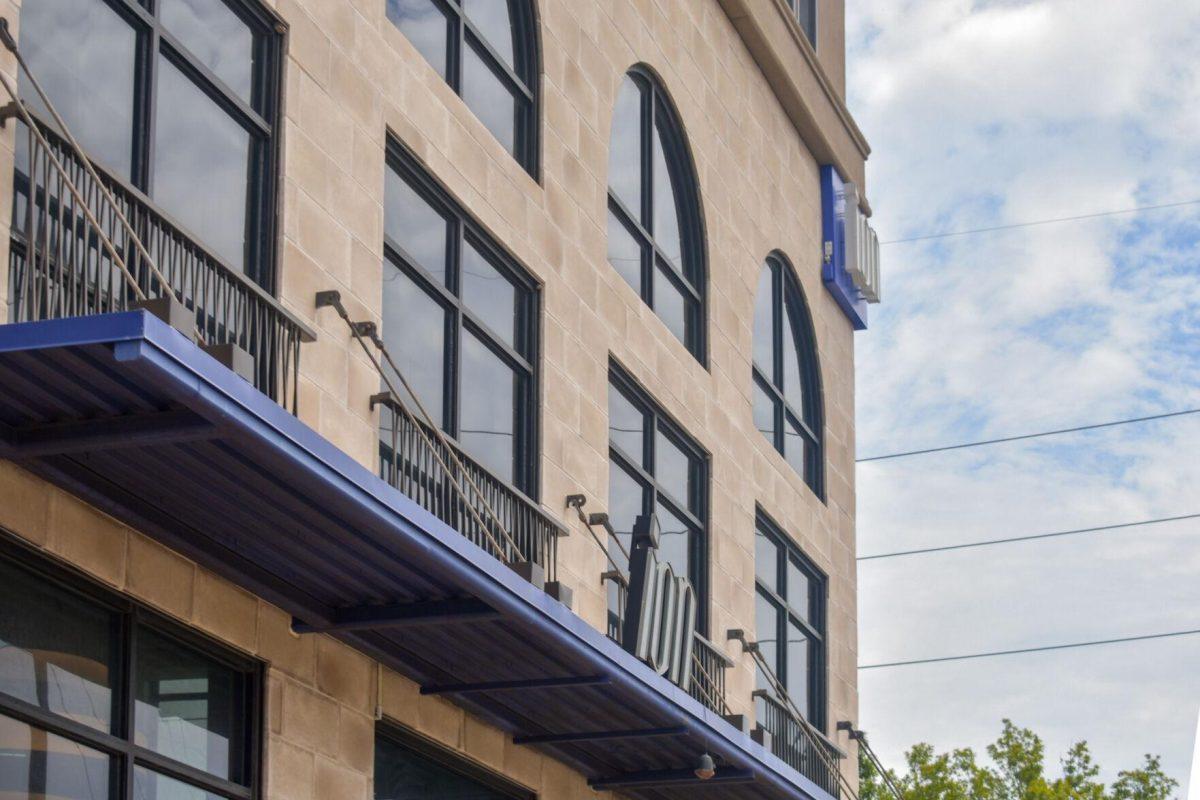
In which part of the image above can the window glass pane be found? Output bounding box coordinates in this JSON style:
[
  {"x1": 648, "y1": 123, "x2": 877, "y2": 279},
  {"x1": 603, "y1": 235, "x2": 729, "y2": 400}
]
[
  {"x1": 754, "y1": 526, "x2": 779, "y2": 592},
  {"x1": 375, "y1": 733, "x2": 510, "y2": 800},
  {"x1": 651, "y1": 113, "x2": 682, "y2": 266},
  {"x1": 786, "y1": 621, "x2": 809, "y2": 718},
  {"x1": 385, "y1": 169, "x2": 448, "y2": 285},
  {"x1": 755, "y1": 591, "x2": 778, "y2": 693},
  {"x1": 463, "y1": 43, "x2": 516, "y2": 156},
  {"x1": 160, "y1": 0, "x2": 254, "y2": 102},
  {"x1": 606, "y1": 208, "x2": 642, "y2": 292},
  {"x1": 134, "y1": 626, "x2": 247, "y2": 783},
  {"x1": 0, "y1": 714, "x2": 111, "y2": 799},
  {"x1": 796, "y1": 0, "x2": 816, "y2": 44},
  {"x1": 607, "y1": 383, "x2": 644, "y2": 464},
  {"x1": 461, "y1": 241, "x2": 516, "y2": 348},
  {"x1": 19, "y1": 0, "x2": 135, "y2": 179},
  {"x1": 653, "y1": 262, "x2": 688, "y2": 346},
  {"x1": 784, "y1": 416, "x2": 808, "y2": 481},
  {"x1": 655, "y1": 429, "x2": 690, "y2": 506},
  {"x1": 607, "y1": 77, "x2": 642, "y2": 213},
  {"x1": 134, "y1": 766, "x2": 223, "y2": 800},
  {"x1": 753, "y1": 263, "x2": 775, "y2": 374},
  {"x1": 382, "y1": 264, "x2": 445, "y2": 427},
  {"x1": 152, "y1": 56, "x2": 251, "y2": 273},
  {"x1": 459, "y1": 332, "x2": 515, "y2": 483},
  {"x1": 781, "y1": 295, "x2": 807, "y2": 414},
  {"x1": 607, "y1": 460, "x2": 645, "y2": 575},
  {"x1": 0, "y1": 559, "x2": 116, "y2": 732},
  {"x1": 654, "y1": 501, "x2": 691, "y2": 587},
  {"x1": 462, "y1": 0, "x2": 514, "y2": 70},
  {"x1": 787, "y1": 559, "x2": 811, "y2": 621},
  {"x1": 386, "y1": 0, "x2": 447, "y2": 79},
  {"x1": 753, "y1": 378, "x2": 777, "y2": 448}
]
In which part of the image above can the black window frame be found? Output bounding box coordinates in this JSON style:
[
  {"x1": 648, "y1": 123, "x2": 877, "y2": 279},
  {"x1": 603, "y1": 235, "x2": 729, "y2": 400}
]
[
  {"x1": 0, "y1": 533, "x2": 264, "y2": 800},
  {"x1": 18, "y1": 0, "x2": 286, "y2": 289},
  {"x1": 375, "y1": 721, "x2": 536, "y2": 800},
  {"x1": 786, "y1": 0, "x2": 817, "y2": 47},
  {"x1": 386, "y1": 0, "x2": 540, "y2": 177},
  {"x1": 753, "y1": 253, "x2": 825, "y2": 498},
  {"x1": 753, "y1": 509, "x2": 827, "y2": 731},
  {"x1": 382, "y1": 137, "x2": 541, "y2": 498},
  {"x1": 606, "y1": 67, "x2": 708, "y2": 364},
  {"x1": 606, "y1": 361, "x2": 710, "y2": 637}
]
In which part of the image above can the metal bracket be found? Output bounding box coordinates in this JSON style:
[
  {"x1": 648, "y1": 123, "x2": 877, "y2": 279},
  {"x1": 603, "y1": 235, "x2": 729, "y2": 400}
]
[
  {"x1": 837, "y1": 720, "x2": 864, "y2": 740},
  {"x1": 726, "y1": 629, "x2": 760, "y2": 654},
  {"x1": 0, "y1": 19, "x2": 16, "y2": 53},
  {"x1": 314, "y1": 289, "x2": 342, "y2": 310}
]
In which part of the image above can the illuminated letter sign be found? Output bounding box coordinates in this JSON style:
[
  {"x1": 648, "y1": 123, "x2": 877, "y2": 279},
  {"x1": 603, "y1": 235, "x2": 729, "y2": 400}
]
[{"x1": 621, "y1": 514, "x2": 698, "y2": 691}]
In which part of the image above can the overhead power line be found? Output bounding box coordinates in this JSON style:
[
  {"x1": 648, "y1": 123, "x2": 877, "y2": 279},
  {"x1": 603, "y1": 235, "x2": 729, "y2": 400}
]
[
  {"x1": 880, "y1": 198, "x2": 1200, "y2": 245},
  {"x1": 857, "y1": 407, "x2": 1200, "y2": 463},
  {"x1": 857, "y1": 512, "x2": 1200, "y2": 561},
  {"x1": 859, "y1": 628, "x2": 1200, "y2": 670}
]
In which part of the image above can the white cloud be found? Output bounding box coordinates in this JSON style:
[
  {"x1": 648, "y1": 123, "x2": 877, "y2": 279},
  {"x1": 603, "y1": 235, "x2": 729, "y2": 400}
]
[{"x1": 848, "y1": 0, "x2": 1200, "y2": 792}]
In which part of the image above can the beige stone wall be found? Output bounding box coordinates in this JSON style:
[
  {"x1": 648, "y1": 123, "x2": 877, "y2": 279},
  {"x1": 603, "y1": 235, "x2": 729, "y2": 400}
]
[{"x1": 0, "y1": 0, "x2": 863, "y2": 791}]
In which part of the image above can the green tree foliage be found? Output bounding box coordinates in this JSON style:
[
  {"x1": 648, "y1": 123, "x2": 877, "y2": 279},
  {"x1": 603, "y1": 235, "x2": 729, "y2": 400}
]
[{"x1": 858, "y1": 720, "x2": 1177, "y2": 800}]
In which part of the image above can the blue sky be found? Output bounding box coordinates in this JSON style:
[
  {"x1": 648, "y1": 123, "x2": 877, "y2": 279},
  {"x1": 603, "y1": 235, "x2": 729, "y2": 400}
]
[{"x1": 846, "y1": 0, "x2": 1200, "y2": 791}]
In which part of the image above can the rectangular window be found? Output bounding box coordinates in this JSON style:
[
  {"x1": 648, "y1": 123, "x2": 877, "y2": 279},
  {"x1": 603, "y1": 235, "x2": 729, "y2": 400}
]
[
  {"x1": 753, "y1": 510, "x2": 826, "y2": 730},
  {"x1": 381, "y1": 139, "x2": 539, "y2": 497},
  {"x1": 0, "y1": 545, "x2": 261, "y2": 800},
  {"x1": 17, "y1": 0, "x2": 283, "y2": 284},
  {"x1": 606, "y1": 363, "x2": 708, "y2": 639},
  {"x1": 787, "y1": 0, "x2": 817, "y2": 46},
  {"x1": 375, "y1": 724, "x2": 534, "y2": 800}
]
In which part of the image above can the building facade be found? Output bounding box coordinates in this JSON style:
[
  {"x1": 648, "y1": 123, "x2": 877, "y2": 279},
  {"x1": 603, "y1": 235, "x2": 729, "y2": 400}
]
[{"x1": 0, "y1": 0, "x2": 874, "y2": 798}]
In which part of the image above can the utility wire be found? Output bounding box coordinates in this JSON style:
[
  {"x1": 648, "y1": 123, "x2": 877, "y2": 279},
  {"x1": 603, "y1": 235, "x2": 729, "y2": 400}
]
[
  {"x1": 857, "y1": 512, "x2": 1200, "y2": 561},
  {"x1": 857, "y1": 407, "x2": 1200, "y2": 462},
  {"x1": 859, "y1": 628, "x2": 1200, "y2": 670},
  {"x1": 880, "y1": 199, "x2": 1200, "y2": 245}
]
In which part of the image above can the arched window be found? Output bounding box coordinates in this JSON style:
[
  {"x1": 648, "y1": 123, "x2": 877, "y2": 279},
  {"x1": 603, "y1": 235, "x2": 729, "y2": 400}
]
[
  {"x1": 606, "y1": 68, "x2": 705, "y2": 361},
  {"x1": 387, "y1": 0, "x2": 538, "y2": 174},
  {"x1": 753, "y1": 255, "x2": 823, "y2": 495}
]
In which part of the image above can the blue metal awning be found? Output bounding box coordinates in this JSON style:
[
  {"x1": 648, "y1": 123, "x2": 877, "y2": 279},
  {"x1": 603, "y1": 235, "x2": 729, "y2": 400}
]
[{"x1": 0, "y1": 311, "x2": 835, "y2": 800}]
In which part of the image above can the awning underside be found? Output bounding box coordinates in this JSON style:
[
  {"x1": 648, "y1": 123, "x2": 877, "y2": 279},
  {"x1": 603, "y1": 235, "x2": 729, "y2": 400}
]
[{"x1": 0, "y1": 311, "x2": 832, "y2": 800}]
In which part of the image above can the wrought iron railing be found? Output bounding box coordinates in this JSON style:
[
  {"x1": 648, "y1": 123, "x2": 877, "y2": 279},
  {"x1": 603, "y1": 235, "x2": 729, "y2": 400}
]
[
  {"x1": 754, "y1": 689, "x2": 844, "y2": 798},
  {"x1": 6, "y1": 113, "x2": 315, "y2": 411},
  {"x1": 374, "y1": 391, "x2": 564, "y2": 582}
]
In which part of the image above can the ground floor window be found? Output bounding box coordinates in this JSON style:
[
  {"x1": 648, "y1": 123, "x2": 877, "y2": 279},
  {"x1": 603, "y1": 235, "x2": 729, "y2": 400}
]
[
  {"x1": 0, "y1": 540, "x2": 261, "y2": 799},
  {"x1": 375, "y1": 724, "x2": 533, "y2": 800}
]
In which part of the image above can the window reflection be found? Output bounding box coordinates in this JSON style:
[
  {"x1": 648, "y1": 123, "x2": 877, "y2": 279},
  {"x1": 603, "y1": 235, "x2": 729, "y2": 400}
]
[
  {"x1": 382, "y1": 264, "x2": 445, "y2": 427},
  {"x1": 606, "y1": 209, "x2": 642, "y2": 292},
  {"x1": 385, "y1": 170, "x2": 448, "y2": 285},
  {"x1": 387, "y1": 0, "x2": 447, "y2": 78},
  {"x1": 607, "y1": 384, "x2": 644, "y2": 464},
  {"x1": 755, "y1": 590, "x2": 777, "y2": 694},
  {"x1": 134, "y1": 627, "x2": 246, "y2": 782},
  {"x1": 607, "y1": 78, "x2": 642, "y2": 212},
  {"x1": 653, "y1": 262, "x2": 689, "y2": 347},
  {"x1": 152, "y1": 56, "x2": 251, "y2": 273},
  {"x1": 753, "y1": 264, "x2": 774, "y2": 373},
  {"x1": 463, "y1": 0, "x2": 515, "y2": 70},
  {"x1": 754, "y1": 528, "x2": 779, "y2": 591},
  {"x1": 463, "y1": 43, "x2": 516, "y2": 156},
  {"x1": 782, "y1": 299, "x2": 806, "y2": 413},
  {"x1": 0, "y1": 714, "x2": 111, "y2": 799},
  {"x1": 160, "y1": 0, "x2": 254, "y2": 102},
  {"x1": 459, "y1": 332, "x2": 516, "y2": 482},
  {"x1": 754, "y1": 378, "x2": 777, "y2": 444},
  {"x1": 605, "y1": 72, "x2": 703, "y2": 361},
  {"x1": 462, "y1": 241, "x2": 516, "y2": 347},
  {"x1": 0, "y1": 559, "x2": 116, "y2": 732},
  {"x1": 134, "y1": 765, "x2": 224, "y2": 800},
  {"x1": 655, "y1": 502, "x2": 691, "y2": 587},
  {"x1": 652, "y1": 116, "x2": 682, "y2": 265},
  {"x1": 19, "y1": 0, "x2": 135, "y2": 179},
  {"x1": 655, "y1": 429, "x2": 690, "y2": 505}
]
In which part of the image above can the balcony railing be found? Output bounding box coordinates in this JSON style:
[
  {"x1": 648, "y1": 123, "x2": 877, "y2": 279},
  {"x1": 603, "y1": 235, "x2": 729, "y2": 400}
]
[
  {"x1": 6, "y1": 113, "x2": 314, "y2": 411},
  {"x1": 606, "y1": 580, "x2": 732, "y2": 715},
  {"x1": 374, "y1": 389, "x2": 565, "y2": 583},
  {"x1": 754, "y1": 690, "x2": 844, "y2": 798}
]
